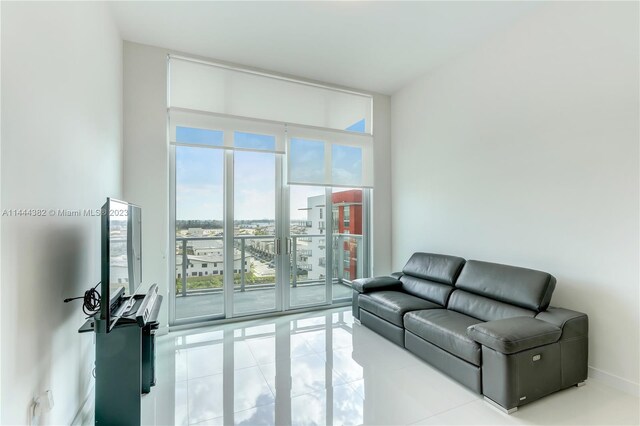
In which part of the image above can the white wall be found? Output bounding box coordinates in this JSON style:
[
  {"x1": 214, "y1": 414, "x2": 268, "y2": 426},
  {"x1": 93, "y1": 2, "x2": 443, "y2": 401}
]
[
  {"x1": 372, "y1": 94, "x2": 392, "y2": 276},
  {"x1": 123, "y1": 41, "x2": 392, "y2": 326},
  {"x1": 123, "y1": 42, "x2": 170, "y2": 328},
  {"x1": 391, "y1": 2, "x2": 639, "y2": 391},
  {"x1": 1, "y1": 3, "x2": 122, "y2": 424}
]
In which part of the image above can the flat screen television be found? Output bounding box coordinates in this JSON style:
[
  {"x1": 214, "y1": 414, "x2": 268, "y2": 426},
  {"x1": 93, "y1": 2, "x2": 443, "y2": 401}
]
[{"x1": 99, "y1": 198, "x2": 142, "y2": 331}]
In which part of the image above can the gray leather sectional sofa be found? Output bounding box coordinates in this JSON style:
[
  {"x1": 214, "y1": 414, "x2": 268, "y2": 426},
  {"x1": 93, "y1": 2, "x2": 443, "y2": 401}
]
[{"x1": 352, "y1": 253, "x2": 588, "y2": 413}]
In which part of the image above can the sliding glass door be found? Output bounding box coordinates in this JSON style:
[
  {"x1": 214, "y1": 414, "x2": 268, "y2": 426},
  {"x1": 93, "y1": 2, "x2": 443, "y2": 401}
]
[
  {"x1": 171, "y1": 145, "x2": 371, "y2": 325},
  {"x1": 170, "y1": 142, "x2": 371, "y2": 324},
  {"x1": 171, "y1": 127, "x2": 285, "y2": 323}
]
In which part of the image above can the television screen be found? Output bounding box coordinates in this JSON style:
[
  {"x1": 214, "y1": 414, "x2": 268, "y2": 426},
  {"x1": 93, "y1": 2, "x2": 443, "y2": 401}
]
[
  {"x1": 100, "y1": 198, "x2": 142, "y2": 328},
  {"x1": 108, "y1": 199, "x2": 130, "y2": 298},
  {"x1": 127, "y1": 205, "x2": 142, "y2": 294}
]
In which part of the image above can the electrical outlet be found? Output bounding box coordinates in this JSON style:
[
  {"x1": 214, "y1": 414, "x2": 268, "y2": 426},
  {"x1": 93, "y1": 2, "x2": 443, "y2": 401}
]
[
  {"x1": 41, "y1": 390, "x2": 54, "y2": 411},
  {"x1": 30, "y1": 390, "x2": 54, "y2": 426}
]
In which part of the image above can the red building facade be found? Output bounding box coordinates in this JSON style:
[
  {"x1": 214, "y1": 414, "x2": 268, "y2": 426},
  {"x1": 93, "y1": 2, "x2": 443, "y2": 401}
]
[{"x1": 331, "y1": 189, "x2": 362, "y2": 281}]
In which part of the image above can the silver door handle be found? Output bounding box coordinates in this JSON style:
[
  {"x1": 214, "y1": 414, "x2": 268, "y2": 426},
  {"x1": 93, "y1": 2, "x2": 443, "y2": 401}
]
[
  {"x1": 286, "y1": 238, "x2": 292, "y2": 255},
  {"x1": 275, "y1": 238, "x2": 281, "y2": 255}
]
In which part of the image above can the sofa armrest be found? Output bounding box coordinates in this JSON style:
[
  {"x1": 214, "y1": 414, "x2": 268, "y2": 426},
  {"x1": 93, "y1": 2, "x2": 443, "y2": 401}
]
[
  {"x1": 390, "y1": 271, "x2": 403, "y2": 280},
  {"x1": 467, "y1": 317, "x2": 561, "y2": 354},
  {"x1": 352, "y1": 276, "x2": 402, "y2": 294},
  {"x1": 535, "y1": 307, "x2": 588, "y2": 340}
]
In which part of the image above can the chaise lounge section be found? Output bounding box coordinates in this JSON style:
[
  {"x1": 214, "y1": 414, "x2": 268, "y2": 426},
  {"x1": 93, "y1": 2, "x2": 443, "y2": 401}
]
[{"x1": 352, "y1": 252, "x2": 588, "y2": 413}]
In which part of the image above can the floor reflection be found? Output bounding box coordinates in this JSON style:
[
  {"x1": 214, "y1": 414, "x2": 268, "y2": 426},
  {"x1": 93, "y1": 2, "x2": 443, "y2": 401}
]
[{"x1": 156, "y1": 308, "x2": 366, "y2": 426}]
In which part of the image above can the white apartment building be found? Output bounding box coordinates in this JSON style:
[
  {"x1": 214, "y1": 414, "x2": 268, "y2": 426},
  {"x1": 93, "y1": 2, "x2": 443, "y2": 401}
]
[
  {"x1": 176, "y1": 235, "x2": 250, "y2": 279},
  {"x1": 176, "y1": 251, "x2": 250, "y2": 279},
  {"x1": 299, "y1": 194, "x2": 327, "y2": 281}
]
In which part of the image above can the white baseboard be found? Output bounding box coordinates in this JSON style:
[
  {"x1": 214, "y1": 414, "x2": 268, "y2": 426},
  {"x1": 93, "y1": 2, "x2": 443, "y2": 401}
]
[{"x1": 588, "y1": 366, "x2": 640, "y2": 397}]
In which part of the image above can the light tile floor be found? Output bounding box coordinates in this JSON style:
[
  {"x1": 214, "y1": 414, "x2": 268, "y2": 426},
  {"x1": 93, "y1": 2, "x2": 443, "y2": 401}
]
[{"x1": 136, "y1": 307, "x2": 639, "y2": 425}]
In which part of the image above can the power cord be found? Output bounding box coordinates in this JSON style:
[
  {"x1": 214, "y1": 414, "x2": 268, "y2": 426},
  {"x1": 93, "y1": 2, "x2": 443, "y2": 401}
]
[{"x1": 64, "y1": 281, "x2": 101, "y2": 316}]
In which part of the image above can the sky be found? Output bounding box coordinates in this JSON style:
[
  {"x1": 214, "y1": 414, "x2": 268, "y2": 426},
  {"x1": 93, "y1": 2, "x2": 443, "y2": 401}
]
[{"x1": 176, "y1": 119, "x2": 365, "y2": 221}]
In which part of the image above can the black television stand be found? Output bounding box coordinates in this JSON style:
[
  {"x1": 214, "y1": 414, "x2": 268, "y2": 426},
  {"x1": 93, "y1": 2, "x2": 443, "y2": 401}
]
[{"x1": 79, "y1": 288, "x2": 162, "y2": 425}]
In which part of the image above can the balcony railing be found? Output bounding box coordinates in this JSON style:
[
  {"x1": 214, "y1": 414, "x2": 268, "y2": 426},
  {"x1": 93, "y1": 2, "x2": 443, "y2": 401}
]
[
  {"x1": 175, "y1": 232, "x2": 362, "y2": 297},
  {"x1": 332, "y1": 233, "x2": 363, "y2": 284},
  {"x1": 291, "y1": 220, "x2": 312, "y2": 228}
]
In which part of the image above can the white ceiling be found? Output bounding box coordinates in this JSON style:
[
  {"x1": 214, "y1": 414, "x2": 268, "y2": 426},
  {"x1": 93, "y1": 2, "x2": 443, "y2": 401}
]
[{"x1": 109, "y1": 1, "x2": 539, "y2": 94}]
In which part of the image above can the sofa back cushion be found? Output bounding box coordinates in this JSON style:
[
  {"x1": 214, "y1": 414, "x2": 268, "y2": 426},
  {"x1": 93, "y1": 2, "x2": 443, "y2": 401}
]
[
  {"x1": 402, "y1": 252, "x2": 466, "y2": 284},
  {"x1": 400, "y1": 275, "x2": 454, "y2": 306},
  {"x1": 455, "y1": 260, "x2": 556, "y2": 312},
  {"x1": 400, "y1": 253, "x2": 466, "y2": 305},
  {"x1": 447, "y1": 290, "x2": 536, "y2": 322}
]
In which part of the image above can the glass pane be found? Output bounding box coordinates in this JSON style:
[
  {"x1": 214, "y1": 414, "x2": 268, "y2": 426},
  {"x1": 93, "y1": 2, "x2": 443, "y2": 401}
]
[
  {"x1": 175, "y1": 146, "x2": 225, "y2": 320},
  {"x1": 234, "y1": 151, "x2": 277, "y2": 315},
  {"x1": 331, "y1": 144, "x2": 362, "y2": 186},
  {"x1": 289, "y1": 186, "x2": 327, "y2": 307},
  {"x1": 331, "y1": 188, "x2": 364, "y2": 301},
  {"x1": 108, "y1": 199, "x2": 129, "y2": 297},
  {"x1": 234, "y1": 131, "x2": 276, "y2": 151},
  {"x1": 176, "y1": 126, "x2": 223, "y2": 146},
  {"x1": 345, "y1": 118, "x2": 366, "y2": 133},
  {"x1": 289, "y1": 138, "x2": 325, "y2": 184}
]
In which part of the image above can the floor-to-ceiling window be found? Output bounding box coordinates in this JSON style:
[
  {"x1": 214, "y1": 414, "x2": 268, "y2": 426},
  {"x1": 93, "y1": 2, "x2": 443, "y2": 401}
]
[{"x1": 168, "y1": 56, "x2": 374, "y2": 325}]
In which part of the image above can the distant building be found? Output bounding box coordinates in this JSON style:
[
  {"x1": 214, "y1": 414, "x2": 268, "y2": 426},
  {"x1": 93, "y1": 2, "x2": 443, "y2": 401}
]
[
  {"x1": 331, "y1": 190, "x2": 362, "y2": 281},
  {"x1": 187, "y1": 227, "x2": 204, "y2": 237},
  {"x1": 176, "y1": 250, "x2": 250, "y2": 279},
  {"x1": 175, "y1": 190, "x2": 363, "y2": 283},
  {"x1": 301, "y1": 194, "x2": 325, "y2": 281},
  {"x1": 300, "y1": 189, "x2": 362, "y2": 282},
  {"x1": 251, "y1": 239, "x2": 275, "y2": 255},
  {"x1": 176, "y1": 235, "x2": 250, "y2": 279}
]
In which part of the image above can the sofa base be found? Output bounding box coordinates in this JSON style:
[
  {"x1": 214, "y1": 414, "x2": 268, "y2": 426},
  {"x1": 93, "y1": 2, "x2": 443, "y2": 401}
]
[
  {"x1": 405, "y1": 331, "x2": 482, "y2": 393},
  {"x1": 481, "y1": 342, "x2": 586, "y2": 411},
  {"x1": 484, "y1": 396, "x2": 518, "y2": 414},
  {"x1": 352, "y1": 290, "x2": 360, "y2": 320},
  {"x1": 360, "y1": 309, "x2": 405, "y2": 347}
]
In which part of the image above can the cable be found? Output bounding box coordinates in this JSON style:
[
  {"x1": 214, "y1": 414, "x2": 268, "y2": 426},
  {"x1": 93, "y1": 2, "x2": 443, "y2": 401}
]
[{"x1": 64, "y1": 281, "x2": 101, "y2": 316}]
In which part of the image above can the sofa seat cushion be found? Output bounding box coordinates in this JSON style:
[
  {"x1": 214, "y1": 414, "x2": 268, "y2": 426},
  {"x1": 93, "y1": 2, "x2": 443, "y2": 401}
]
[
  {"x1": 359, "y1": 291, "x2": 442, "y2": 327},
  {"x1": 404, "y1": 309, "x2": 483, "y2": 366},
  {"x1": 467, "y1": 317, "x2": 561, "y2": 354}
]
